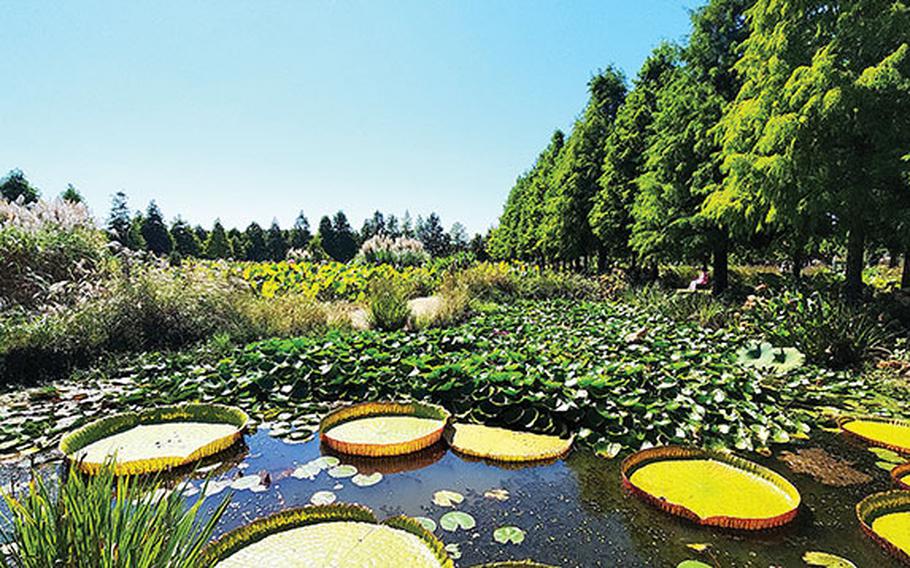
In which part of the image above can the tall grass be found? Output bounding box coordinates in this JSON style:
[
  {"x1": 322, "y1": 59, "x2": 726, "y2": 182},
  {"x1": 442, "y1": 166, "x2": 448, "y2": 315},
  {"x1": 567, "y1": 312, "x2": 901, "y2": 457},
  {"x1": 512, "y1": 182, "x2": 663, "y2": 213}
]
[
  {"x1": 367, "y1": 277, "x2": 412, "y2": 331},
  {"x1": 1, "y1": 464, "x2": 229, "y2": 568}
]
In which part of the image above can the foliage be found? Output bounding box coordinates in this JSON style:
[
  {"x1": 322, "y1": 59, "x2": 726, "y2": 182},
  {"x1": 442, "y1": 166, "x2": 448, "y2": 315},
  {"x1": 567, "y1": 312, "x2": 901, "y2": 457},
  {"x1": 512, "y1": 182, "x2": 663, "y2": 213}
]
[
  {"x1": 0, "y1": 197, "x2": 109, "y2": 310},
  {"x1": 241, "y1": 259, "x2": 437, "y2": 301},
  {"x1": 367, "y1": 277, "x2": 412, "y2": 331},
  {"x1": 141, "y1": 201, "x2": 174, "y2": 256},
  {"x1": 743, "y1": 290, "x2": 896, "y2": 368},
  {"x1": 0, "y1": 463, "x2": 229, "y2": 568},
  {"x1": 358, "y1": 234, "x2": 430, "y2": 267},
  {"x1": 0, "y1": 169, "x2": 39, "y2": 204}
]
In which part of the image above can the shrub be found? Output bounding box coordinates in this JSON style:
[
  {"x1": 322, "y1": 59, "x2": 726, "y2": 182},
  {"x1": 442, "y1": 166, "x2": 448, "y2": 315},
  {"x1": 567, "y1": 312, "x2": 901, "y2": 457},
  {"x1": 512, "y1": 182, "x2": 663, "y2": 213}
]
[
  {"x1": 622, "y1": 284, "x2": 735, "y2": 328},
  {"x1": 0, "y1": 197, "x2": 109, "y2": 310},
  {"x1": 745, "y1": 290, "x2": 896, "y2": 368},
  {"x1": 367, "y1": 277, "x2": 412, "y2": 331},
  {"x1": 0, "y1": 463, "x2": 228, "y2": 568},
  {"x1": 357, "y1": 234, "x2": 429, "y2": 267}
]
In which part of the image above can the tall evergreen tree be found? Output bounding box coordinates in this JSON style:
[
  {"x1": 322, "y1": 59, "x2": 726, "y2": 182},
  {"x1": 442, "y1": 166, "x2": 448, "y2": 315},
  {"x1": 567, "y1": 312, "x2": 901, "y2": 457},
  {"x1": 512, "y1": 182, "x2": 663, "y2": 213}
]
[
  {"x1": 266, "y1": 220, "x2": 289, "y2": 260},
  {"x1": 401, "y1": 211, "x2": 415, "y2": 238},
  {"x1": 290, "y1": 211, "x2": 312, "y2": 250},
  {"x1": 127, "y1": 212, "x2": 146, "y2": 251},
  {"x1": 417, "y1": 212, "x2": 450, "y2": 257},
  {"x1": 590, "y1": 44, "x2": 679, "y2": 269},
  {"x1": 318, "y1": 215, "x2": 336, "y2": 259},
  {"x1": 61, "y1": 184, "x2": 83, "y2": 204},
  {"x1": 331, "y1": 211, "x2": 358, "y2": 262},
  {"x1": 171, "y1": 218, "x2": 201, "y2": 257},
  {"x1": 0, "y1": 169, "x2": 39, "y2": 203},
  {"x1": 107, "y1": 191, "x2": 133, "y2": 246},
  {"x1": 141, "y1": 201, "x2": 174, "y2": 256},
  {"x1": 707, "y1": 0, "x2": 910, "y2": 297},
  {"x1": 204, "y1": 220, "x2": 233, "y2": 259},
  {"x1": 541, "y1": 67, "x2": 627, "y2": 268},
  {"x1": 243, "y1": 222, "x2": 268, "y2": 261}
]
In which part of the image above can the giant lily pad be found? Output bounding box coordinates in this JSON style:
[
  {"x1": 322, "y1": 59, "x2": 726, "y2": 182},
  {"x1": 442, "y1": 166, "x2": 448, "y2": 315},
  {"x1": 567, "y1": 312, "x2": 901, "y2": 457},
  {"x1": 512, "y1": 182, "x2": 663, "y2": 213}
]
[
  {"x1": 445, "y1": 423, "x2": 573, "y2": 462},
  {"x1": 735, "y1": 342, "x2": 805, "y2": 374},
  {"x1": 320, "y1": 402, "x2": 450, "y2": 457},
  {"x1": 892, "y1": 463, "x2": 910, "y2": 490},
  {"x1": 59, "y1": 404, "x2": 249, "y2": 475},
  {"x1": 856, "y1": 491, "x2": 910, "y2": 564},
  {"x1": 840, "y1": 417, "x2": 910, "y2": 455},
  {"x1": 203, "y1": 504, "x2": 453, "y2": 567},
  {"x1": 621, "y1": 446, "x2": 801, "y2": 530}
]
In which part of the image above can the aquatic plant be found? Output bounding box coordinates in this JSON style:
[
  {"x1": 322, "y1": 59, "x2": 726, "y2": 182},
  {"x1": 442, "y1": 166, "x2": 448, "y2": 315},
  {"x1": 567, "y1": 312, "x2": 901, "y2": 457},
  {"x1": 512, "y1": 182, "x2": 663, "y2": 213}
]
[
  {"x1": 59, "y1": 403, "x2": 249, "y2": 475},
  {"x1": 0, "y1": 463, "x2": 228, "y2": 568},
  {"x1": 856, "y1": 491, "x2": 910, "y2": 563},
  {"x1": 839, "y1": 416, "x2": 910, "y2": 455},
  {"x1": 446, "y1": 423, "x2": 573, "y2": 462},
  {"x1": 200, "y1": 504, "x2": 453, "y2": 567},
  {"x1": 621, "y1": 446, "x2": 801, "y2": 530},
  {"x1": 320, "y1": 401, "x2": 450, "y2": 457}
]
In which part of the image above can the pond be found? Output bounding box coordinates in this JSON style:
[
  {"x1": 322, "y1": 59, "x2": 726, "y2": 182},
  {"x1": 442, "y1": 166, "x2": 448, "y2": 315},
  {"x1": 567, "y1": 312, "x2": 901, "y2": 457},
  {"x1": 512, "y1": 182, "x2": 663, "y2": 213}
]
[
  {"x1": 0, "y1": 424, "x2": 905, "y2": 567},
  {"x1": 5, "y1": 425, "x2": 901, "y2": 567}
]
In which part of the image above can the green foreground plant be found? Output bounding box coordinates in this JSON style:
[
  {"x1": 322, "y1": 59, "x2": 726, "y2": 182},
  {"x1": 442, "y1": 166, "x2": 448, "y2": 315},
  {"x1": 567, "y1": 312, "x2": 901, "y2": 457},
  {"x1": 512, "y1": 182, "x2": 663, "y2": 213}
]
[
  {"x1": 0, "y1": 464, "x2": 229, "y2": 568},
  {"x1": 367, "y1": 277, "x2": 412, "y2": 331}
]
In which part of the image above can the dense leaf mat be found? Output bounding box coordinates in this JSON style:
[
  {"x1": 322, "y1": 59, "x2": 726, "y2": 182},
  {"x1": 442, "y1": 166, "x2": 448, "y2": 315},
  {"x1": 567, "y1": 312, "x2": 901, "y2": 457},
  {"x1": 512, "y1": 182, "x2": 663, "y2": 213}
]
[
  {"x1": 840, "y1": 418, "x2": 910, "y2": 454},
  {"x1": 447, "y1": 423, "x2": 572, "y2": 462},
  {"x1": 214, "y1": 521, "x2": 444, "y2": 567},
  {"x1": 623, "y1": 447, "x2": 800, "y2": 529}
]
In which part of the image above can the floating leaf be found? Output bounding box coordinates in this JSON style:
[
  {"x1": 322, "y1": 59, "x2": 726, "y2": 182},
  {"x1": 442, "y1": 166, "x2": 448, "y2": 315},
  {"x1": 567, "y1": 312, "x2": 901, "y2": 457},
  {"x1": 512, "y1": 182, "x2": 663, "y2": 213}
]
[
  {"x1": 594, "y1": 441, "x2": 622, "y2": 460},
  {"x1": 310, "y1": 490, "x2": 337, "y2": 505},
  {"x1": 440, "y1": 511, "x2": 476, "y2": 532},
  {"x1": 59, "y1": 404, "x2": 249, "y2": 475},
  {"x1": 685, "y1": 543, "x2": 711, "y2": 552},
  {"x1": 623, "y1": 446, "x2": 801, "y2": 530},
  {"x1": 677, "y1": 562, "x2": 711, "y2": 568},
  {"x1": 444, "y1": 543, "x2": 461, "y2": 560},
  {"x1": 327, "y1": 464, "x2": 358, "y2": 478},
  {"x1": 803, "y1": 551, "x2": 857, "y2": 567},
  {"x1": 291, "y1": 462, "x2": 322, "y2": 480},
  {"x1": 841, "y1": 417, "x2": 910, "y2": 454},
  {"x1": 320, "y1": 401, "x2": 450, "y2": 457},
  {"x1": 414, "y1": 516, "x2": 437, "y2": 532},
  {"x1": 433, "y1": 490, "x2": 465, "y2": 507},
  {"x1": 446, "y1": 423, "x2": 573, "y2": 462},
  {"x1": 201, "y1": 504, "x2": 450, "y2": 567},
  {"x1": 868, "y1": 447, "x2": 904, "y2": 464},
  {"x1": 311, "y1": 456, "x2": 340, "y2": 470},
  {"x1": 857, "y1": 491, "x2": 910, "y2": 562},
  {"x1": 484, "y1": 488, "x2": 510, "y2": 502},
  {"x1": 493, "y1": 526, "x2": 525, "y2": 545},
  {"x1": 352, "y1": 472, "x2": 383, "y2": 487},
  {"x1": 231, "y1": 475, "x2": 264, "y2": 491}
]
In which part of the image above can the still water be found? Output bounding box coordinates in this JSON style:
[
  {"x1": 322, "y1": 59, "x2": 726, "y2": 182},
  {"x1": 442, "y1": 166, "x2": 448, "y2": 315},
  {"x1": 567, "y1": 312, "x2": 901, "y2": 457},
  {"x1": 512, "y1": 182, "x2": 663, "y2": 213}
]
[{"x1": 173, "y1": 428, "x2": 903, "y2": 568}]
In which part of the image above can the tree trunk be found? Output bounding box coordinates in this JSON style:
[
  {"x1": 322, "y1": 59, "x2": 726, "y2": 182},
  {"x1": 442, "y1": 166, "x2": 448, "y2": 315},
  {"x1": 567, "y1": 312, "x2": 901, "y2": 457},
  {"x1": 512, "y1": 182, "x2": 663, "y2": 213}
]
[
  {"x1": 902, "y1": 249, "x2": 910, "y2": 291},
  {"x1": 791, "y1": 248, "x2": 803, "y2": 284},
  {"x1": 712, "y1": 231, "x2": 729, "y2": 296},
  {"x1": 844, "y1": 225, "x2": 866, "y2": 300}
]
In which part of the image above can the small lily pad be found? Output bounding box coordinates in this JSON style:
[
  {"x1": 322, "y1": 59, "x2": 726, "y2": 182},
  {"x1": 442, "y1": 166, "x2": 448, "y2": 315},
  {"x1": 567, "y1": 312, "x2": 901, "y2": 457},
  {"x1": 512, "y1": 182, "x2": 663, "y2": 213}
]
[
  {"x1": 677, "y1": 562, "x2": 711, "y2": 568},
  {"x1": 351, "y1": 472, "x2": 383, "y2": 487},
  {"x1": 493, "y1": 525, "x2": 525, "y2": 545},
  {"x1": 311, "y1": 456, "x2": 340, "y2": 470},
  {"x1": 440, "y1": 511, "x2": 476, "y2": 532},
  {"x1": 484, "y1": 488, "x2": 510, "y2": 501},
  {"x1": 444, "y1": 543, "x2": 461, "y2": 560},
  {"x1": 327, "y1": 464, "x2": 358, "y2": 478},
  {"x1": 310, "y1": 490, "x2": 337, "y2": 505},
  {"x1": 433, "y1": 490, "x2": 464, "y2": 507},
  {"x1": 291, "y1": 462, "x2": 322, "y2": 480},
  {"x1": 414, "y1": 516, "x2": 437, "y2": 532},
  {"x1": 230, "y1": 475, "x2": 263, "y2": 491},
  {"x1": 803, "y1": 551, "x2": 857, "y2": 567},
  {"x1": 868, "y1": 447, "x2": 904, "y2": 464}
]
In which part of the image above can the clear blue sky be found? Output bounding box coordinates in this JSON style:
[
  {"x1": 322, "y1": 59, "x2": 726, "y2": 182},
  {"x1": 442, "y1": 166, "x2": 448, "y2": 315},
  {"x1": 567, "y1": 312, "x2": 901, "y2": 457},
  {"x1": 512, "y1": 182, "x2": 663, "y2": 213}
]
[{"x1": 2, "y1": 0, "x2": 701, "y2": 235}]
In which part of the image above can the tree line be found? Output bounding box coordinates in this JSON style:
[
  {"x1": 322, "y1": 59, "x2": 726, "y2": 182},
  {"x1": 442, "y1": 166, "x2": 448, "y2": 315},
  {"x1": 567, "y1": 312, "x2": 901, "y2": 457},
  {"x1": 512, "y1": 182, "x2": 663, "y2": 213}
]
[
  {"x1": 1, "y1": 171, "x2": 485, "y2": 263},
  {"x1": 489, "y1": 0, "x2": 910, "y2": 296}
]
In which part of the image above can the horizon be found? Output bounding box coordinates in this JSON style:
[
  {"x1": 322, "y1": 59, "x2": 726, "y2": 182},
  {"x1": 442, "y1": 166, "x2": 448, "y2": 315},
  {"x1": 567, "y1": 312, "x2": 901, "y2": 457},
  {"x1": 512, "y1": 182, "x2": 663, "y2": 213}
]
[{"x1": 1, "y1": 0, "x2": 700, "y2": 235}]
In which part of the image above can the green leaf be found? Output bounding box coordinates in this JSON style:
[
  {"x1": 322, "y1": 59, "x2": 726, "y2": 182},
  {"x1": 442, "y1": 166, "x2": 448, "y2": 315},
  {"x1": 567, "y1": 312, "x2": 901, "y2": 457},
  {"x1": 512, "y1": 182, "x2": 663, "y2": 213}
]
[
  {"x1": 803, "y1": 551, "x2": 857, "y2": 568},
  {"x1": 493, "y1": 525, "x2": 526, "y2": 545},
  {"x1": 439, "y1": 511, "x2": 476, "y2": 532}
]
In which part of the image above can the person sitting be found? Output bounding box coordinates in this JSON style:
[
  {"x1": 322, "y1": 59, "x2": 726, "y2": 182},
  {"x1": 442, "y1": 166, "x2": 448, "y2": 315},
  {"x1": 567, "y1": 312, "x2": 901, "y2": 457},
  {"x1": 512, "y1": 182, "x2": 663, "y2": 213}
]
[{"x1": 688, "y1": 269, "x2": 709, "y2": 291}]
